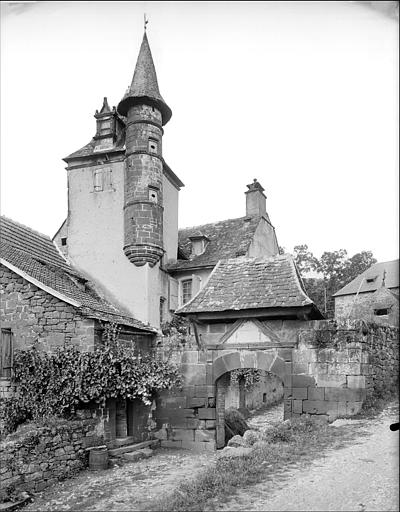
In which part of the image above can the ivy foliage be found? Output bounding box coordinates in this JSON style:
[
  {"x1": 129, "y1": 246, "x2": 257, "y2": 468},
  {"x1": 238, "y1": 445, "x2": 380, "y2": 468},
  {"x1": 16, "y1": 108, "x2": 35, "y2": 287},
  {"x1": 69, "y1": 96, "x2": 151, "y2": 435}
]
[
  {"x1": 230, "y1": 369, "x2": 262, "y2": 390},
  {"x1": 1, "y1": 341, "x2": 182, "y2": 435}
]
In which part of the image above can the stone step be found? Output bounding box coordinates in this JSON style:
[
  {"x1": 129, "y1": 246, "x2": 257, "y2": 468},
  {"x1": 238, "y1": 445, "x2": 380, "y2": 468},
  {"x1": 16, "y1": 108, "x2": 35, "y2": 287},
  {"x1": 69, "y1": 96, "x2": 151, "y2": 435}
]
[
  {"x1": 108, "y1": 439, "x2": 159, "y2": 457},
  {"x1": 122, "y1": 448, "x2": 154, "y2": 462},
  {"x1": 114, "y1": 437, "x2": 135, "y2": 447}
]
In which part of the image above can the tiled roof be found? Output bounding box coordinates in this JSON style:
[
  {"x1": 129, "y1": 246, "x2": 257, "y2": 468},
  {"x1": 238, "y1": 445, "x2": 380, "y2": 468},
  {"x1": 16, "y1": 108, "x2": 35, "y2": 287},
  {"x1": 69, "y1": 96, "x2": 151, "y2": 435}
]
[
  {"x1": 117, "y1": 33, "x2": 172, "y2": 124},
  {"x1": 0, "y1": 216, "x2": 155, "y2": 332},
  {"x1": 333, "y1": 260, "x2": 399, "y2": 297},
  {"x1": 176, "y1": 254, "x2": 319, "y2": 315},
  {"x1": 64, "y1": 136, "x2": 125, "y2": 161},
  {"x1": 167, "y1": 216, "x2": 261, "y2": 271}
]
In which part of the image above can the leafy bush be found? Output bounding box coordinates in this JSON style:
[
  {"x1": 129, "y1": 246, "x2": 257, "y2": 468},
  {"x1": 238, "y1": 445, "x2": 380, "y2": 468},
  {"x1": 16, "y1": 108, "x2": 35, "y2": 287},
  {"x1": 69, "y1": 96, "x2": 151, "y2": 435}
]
[{"x1": 1, "y1": 341, "x2": 182, "y2": 436}]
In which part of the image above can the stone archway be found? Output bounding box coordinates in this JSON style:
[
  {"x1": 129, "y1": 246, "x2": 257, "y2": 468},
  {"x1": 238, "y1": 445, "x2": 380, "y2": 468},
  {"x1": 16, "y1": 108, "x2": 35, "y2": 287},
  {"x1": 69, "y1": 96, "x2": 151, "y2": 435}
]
[{"x1": 213, "y1": 350, "x2": 289, "y2": 448}]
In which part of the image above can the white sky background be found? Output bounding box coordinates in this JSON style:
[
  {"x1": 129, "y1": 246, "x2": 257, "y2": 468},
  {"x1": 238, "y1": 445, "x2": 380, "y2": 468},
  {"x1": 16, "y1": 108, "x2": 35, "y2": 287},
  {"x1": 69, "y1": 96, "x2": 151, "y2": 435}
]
[{"x1": 1, "y1": 1, "x2": 398, "y2": 262}]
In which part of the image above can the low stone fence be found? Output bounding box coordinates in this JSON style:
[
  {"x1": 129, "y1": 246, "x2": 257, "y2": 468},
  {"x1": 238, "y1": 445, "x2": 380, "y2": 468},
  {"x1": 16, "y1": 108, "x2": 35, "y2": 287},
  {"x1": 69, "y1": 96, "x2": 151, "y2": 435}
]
[
  {"x1": 290, "y1": 320, "x2": 399, "y2": 421},
  {"x1": 0, "y1": 410, "x2": 106, "y2": 501}
]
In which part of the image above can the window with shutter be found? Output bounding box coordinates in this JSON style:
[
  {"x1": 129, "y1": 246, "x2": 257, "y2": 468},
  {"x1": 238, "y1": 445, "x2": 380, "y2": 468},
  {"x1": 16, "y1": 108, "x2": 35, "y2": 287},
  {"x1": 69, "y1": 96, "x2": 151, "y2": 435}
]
[
  {"x1": 0, "y1": 329, "x2": 13, "y2": 379},
  {"x1": 93, "y1": 170, "x2": 103, "y2": 191}
]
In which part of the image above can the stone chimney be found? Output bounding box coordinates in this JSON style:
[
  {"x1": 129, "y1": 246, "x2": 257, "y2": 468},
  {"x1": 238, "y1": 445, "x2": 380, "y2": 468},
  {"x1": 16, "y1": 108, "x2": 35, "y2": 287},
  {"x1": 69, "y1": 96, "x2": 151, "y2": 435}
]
[{"x1": 245, "y1": 179, "x2": 266, "y2": 217}]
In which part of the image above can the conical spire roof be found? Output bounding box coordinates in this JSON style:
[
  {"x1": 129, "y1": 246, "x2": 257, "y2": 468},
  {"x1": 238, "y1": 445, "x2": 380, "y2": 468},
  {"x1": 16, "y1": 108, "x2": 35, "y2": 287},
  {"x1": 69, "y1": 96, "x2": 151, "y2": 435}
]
[{"x1": 117, "y1": 32, "x2": 172, "y2": 125}]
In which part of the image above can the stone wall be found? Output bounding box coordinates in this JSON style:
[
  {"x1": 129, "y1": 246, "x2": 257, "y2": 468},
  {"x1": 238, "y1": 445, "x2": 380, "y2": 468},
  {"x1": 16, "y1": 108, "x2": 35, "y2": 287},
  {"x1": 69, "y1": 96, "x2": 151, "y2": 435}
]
[
  {"x1": 155, "y1": 318, "x2": 399, "y2": 450},
  {"x1": 335, "y1": 290, "x2": 399, "y2": 325},
  {"x1": 0, "y1": 410, "x2": 106, "y2": 500},
  {"x1": 290, "y1": 320, "x2": 399, "y2": 421},
  {"x1": 0, "y1": 265, "x2": 95, "y2": 353},
  {"x1": 224, "y1": 371, "x2": 283, "y2": 411},
  {"x1": 0, "y1": 265, "x2": 96, "y2": 397}
]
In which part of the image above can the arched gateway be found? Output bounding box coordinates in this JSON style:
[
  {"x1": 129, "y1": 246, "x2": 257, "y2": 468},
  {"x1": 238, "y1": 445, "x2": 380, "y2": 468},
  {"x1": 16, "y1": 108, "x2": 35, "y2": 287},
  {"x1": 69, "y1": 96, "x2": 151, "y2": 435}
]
[{"x1": 153, "y1": 256, "x2": 387, "y2": 452}]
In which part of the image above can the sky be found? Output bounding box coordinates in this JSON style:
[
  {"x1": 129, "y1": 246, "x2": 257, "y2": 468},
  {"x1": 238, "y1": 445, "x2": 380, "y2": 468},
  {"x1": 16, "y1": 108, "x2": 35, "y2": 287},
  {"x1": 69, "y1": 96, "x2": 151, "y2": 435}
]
[{"x1": 1, "y1": 1, "x2": 398, "y2": 262}]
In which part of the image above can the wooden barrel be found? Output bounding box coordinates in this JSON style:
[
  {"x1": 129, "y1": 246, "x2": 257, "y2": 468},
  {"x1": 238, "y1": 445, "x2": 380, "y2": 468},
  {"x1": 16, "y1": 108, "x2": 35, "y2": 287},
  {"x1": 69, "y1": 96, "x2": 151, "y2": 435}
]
[{"x1": 89, "y1": 448, "x2": 108, "y2": 470}]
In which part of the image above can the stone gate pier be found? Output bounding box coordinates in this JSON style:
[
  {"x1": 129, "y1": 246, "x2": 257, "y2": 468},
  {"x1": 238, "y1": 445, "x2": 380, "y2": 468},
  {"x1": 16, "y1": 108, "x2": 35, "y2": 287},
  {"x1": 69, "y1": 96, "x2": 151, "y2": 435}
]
[{"x1": 154, "y1": 319, "x2": 399, "y2": 451}]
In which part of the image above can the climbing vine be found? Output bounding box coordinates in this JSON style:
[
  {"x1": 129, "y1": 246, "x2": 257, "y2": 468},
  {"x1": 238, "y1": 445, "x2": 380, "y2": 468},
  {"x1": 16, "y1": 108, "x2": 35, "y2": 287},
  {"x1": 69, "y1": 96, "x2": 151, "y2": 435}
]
[
  {"x1": 230, "y1": 369, "x2": 262, "y2": 390},
  {"x1": 1, "y1": 340, "x2": 182, "y2": 435}
]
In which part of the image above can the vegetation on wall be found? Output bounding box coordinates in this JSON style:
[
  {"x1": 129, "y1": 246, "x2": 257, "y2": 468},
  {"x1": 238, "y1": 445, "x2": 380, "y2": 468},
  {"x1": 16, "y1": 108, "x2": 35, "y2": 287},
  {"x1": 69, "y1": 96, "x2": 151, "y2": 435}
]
[
  {"x1": 1, "y1": 335, "x2": 182, "y2": 436},
  {"x1": 230, "y1": 369, "x2": 262, "y2": 390}
]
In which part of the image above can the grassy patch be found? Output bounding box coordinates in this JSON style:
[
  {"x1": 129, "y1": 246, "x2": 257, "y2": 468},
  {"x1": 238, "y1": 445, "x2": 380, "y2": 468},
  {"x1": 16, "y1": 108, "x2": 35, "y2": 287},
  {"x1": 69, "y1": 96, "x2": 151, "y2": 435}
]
[{"x1": 147, "y1": 397, "x2": 397, "y2": 512}]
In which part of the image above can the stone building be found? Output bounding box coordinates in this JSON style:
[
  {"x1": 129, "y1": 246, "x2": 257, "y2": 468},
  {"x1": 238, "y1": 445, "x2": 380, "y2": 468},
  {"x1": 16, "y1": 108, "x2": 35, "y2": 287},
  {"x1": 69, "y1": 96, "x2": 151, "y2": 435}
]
[
  {"x1": 3, "y1": 29, "x2": 397, "y2": 452},
  {"x1": 333, "y1": 259, "x2": 399, "y2": 326},
  {"x1": 1, "y1": 30, "x2": 306, "y2": 443}
]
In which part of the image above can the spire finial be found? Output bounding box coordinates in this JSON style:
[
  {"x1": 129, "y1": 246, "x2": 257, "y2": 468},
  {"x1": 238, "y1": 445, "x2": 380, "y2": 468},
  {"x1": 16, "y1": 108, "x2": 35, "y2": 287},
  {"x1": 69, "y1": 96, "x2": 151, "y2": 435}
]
[{"x1": 144, "y1": 13, "x2": 149, "y2": 32}]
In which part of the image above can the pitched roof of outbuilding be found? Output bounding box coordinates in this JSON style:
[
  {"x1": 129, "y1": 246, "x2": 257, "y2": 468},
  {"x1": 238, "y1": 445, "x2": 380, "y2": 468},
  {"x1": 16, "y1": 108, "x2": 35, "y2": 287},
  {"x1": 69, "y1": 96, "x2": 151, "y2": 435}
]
[
  {"x1": 167, "y1": 216, "x2": 261, "y2": 271},
  {"x1": 333, "y1": 259, "x2": 399, "y2": 297},
  {"x1": 0, "y1": 216, "x2": 155, "y2": 332},
  {"x1": 176, "y1": 254, "x2": 321, "y2": 316}
]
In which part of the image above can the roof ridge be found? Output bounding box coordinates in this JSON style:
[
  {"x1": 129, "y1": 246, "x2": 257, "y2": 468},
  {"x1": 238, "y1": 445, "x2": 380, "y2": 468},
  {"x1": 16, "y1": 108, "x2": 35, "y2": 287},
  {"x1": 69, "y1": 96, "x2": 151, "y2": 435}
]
[{"x1": 179, "y1": 215, "x2": 258, "y2": 233}]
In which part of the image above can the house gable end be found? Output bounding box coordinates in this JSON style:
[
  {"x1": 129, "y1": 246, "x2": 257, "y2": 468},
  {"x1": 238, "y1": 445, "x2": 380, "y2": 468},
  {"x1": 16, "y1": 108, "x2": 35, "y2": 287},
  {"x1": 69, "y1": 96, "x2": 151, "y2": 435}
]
[{"x1": 219, "y1": 319, "x2": 281, "y2": 346}]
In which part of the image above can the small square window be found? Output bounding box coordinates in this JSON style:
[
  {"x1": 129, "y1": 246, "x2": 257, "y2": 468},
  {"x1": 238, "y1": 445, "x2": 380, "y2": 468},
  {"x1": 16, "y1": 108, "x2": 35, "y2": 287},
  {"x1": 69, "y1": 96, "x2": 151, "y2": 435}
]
[
  {"x1": 148, "y1": 187, "x2": 158, "y2": 204},
  {"x1": 148, "y1": 139, "x2": 158, "y2": 154},
  {"x1": 61, "y1": 237, "x2": 67, "y2": 246}
]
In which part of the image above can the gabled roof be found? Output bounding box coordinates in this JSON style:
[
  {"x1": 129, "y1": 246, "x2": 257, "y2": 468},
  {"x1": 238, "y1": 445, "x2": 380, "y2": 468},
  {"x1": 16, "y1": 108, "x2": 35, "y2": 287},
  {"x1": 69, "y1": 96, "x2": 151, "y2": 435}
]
[
  {"x1": 333, "y1": 259, "x2": 399, "y2": 297},
  {"x1": 117, "y1": 32, "x2": 172, "y2": 125},
  {"x1": 0, "y1": 216, "x2": 155, "y2": 333},
  {"x1": 167, "y1": 216, "x2": 261, "y2": 271},
  {"x1": 176, "y1": 254, "x2": 322, "y2": 317}
]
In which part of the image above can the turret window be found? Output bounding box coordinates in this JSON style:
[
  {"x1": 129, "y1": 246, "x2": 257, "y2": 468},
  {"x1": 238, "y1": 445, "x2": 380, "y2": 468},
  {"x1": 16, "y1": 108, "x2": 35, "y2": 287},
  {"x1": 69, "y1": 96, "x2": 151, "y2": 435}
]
[
  {"x1": 148, "y1": 138, "x2": 158, "y2": 154},
  {"x1": 148, "y1": 186, "x2": 159, "y2": 204}
]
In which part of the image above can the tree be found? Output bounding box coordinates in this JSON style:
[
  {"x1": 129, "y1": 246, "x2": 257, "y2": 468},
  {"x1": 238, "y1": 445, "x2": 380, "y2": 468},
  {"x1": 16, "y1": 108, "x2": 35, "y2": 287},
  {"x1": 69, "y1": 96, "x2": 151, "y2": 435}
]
[
  {"x1": 343, "y1": 251, "x2": 377, "y2": 285},
  {"x1": 292, "y1": 244, "x2": 319, "y2": 275},
  {"x1": 293, "y1": 246, "x2": 377, "y2": 319}
]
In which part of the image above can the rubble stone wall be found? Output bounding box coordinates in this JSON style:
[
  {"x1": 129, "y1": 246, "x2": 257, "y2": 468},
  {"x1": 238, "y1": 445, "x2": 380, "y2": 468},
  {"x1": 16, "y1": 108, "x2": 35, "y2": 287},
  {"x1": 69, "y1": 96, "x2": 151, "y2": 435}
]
[
  {"x1": 0, "y1": 265, "x2": 96, "y2": 398},
  {"x1": 0, "y1": 410, "x2": 106, "y2": 500}
]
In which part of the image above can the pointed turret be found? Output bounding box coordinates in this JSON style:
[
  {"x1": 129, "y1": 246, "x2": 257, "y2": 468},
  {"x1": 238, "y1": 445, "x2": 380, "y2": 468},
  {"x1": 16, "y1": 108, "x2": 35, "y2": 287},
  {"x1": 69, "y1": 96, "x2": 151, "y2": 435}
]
[{"x1": 117, "y1": 33, "x2": 172, "y2": 125}]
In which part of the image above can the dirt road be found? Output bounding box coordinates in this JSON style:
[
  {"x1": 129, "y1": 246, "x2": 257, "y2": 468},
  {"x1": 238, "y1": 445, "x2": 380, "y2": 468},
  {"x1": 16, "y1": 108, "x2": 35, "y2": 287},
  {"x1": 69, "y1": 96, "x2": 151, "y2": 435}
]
[{"x1": 212, "y1": 403, "x2": 399, "y2": 512}]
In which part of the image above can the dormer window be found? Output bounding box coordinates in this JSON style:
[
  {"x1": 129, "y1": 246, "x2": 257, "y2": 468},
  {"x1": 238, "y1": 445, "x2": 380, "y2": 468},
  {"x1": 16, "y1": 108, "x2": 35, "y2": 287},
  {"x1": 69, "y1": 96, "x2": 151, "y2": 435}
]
[
  {"x1": 148, "y1": 138, "x2": 158, "y2": 154},
  {"x1": 148, "y1": 186, "x2": 159, "y2": 204},
  {"x1": 189, "y1": 234, "x2": 209, "y2": 257},
  {"x1": 366, "y1": 275, "x2": 377, "y2": 283}
]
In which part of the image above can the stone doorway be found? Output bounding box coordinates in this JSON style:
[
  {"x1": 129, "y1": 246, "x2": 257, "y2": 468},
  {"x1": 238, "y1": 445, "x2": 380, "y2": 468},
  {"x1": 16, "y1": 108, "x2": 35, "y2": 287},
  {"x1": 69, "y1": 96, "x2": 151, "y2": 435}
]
[
  {"x1": 213, "y1": 350, "x2": 289, "y2": 448},
  {"x1": 216, "y1": 369, "x2": 284, "y2": 448}
]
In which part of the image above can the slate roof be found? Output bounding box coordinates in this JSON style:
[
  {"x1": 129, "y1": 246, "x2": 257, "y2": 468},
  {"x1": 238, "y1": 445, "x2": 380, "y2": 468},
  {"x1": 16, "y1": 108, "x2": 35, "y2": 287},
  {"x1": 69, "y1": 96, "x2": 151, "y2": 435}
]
[
  {"x1": 333, "y1": 260, "x2": 399, "y2": 297},
  {"x1": 0, "y1": 216, "x2": 155, "y2": 332},
  {"x1": 167, "y1": 216, "x2": 261, "y2": 271},
  {"x1": 176, "y1": 254, "x2": 321, "y2": 316},
  {"x1": 64, "y1": 138, "x2": 125, "y2": 161},
  {"x1": 117, "y1": 33, "x2": 172, "y2": 124}
]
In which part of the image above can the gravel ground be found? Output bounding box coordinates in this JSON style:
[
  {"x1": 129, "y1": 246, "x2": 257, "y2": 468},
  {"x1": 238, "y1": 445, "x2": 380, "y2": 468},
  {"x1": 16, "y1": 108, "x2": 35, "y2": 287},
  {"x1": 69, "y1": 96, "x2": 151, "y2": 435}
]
[
  {"x1": 22, "y1": 402, "x2": 398, "y2": 512},
  {"x1": 24, "y1": 449, "x2": 216, "y2": 511},
  {"x1": 211, "y1": 402, "x2": 399, "y2": 512}
]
